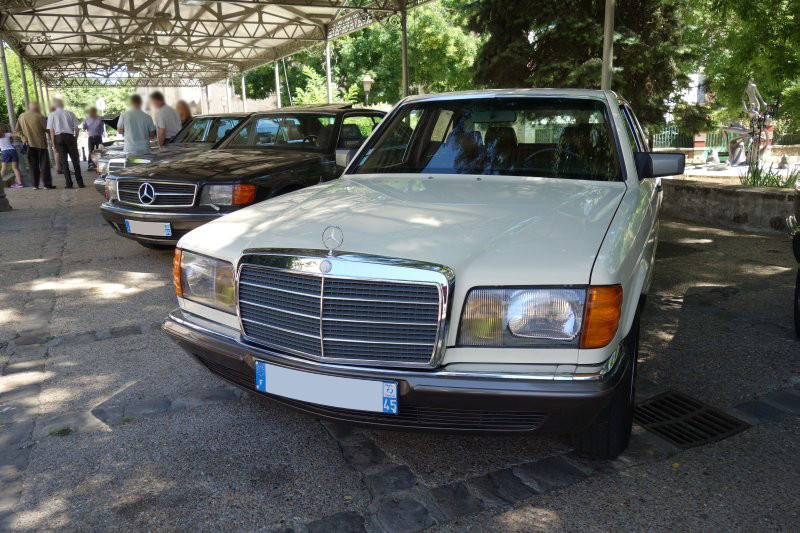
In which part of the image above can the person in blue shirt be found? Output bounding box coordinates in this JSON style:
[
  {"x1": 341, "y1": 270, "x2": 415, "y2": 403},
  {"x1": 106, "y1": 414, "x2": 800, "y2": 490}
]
[{"x1": 117, "y1": 94, "x2": 156, "y2": 155}]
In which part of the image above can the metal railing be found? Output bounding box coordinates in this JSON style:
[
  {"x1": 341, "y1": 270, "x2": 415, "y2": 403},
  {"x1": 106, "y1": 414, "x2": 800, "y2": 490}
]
[{"x1": 652, "y1": 125, "x2": 694, "y2": 149}]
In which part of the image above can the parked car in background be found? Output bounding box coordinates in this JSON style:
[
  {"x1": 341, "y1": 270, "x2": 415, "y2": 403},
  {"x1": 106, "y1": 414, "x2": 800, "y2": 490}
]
[
  {"x1": 93, "y1": 113, "x2": 250, "y2": 194},
  {"x1": 101, "y1": 104, "x2": 385, "y2": 247},
  {"x1": 163, "y1": 89, "x2": 685, "y2": 458}
]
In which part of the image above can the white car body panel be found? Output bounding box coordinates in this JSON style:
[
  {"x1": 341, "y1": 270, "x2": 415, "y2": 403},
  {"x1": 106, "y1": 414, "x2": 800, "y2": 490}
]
[{"x1": 177, "y1": 89, "x2": 661, "y2": 368}]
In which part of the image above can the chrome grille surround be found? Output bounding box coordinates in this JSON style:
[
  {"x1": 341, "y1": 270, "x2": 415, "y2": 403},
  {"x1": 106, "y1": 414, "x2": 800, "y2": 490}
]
[
  {"x1": 108, "y1": 158, "x2": 127, "y2": 172},
  {"x1": 116, "y1": 179, "x2": 198, "y2": 208},
  {"x1": 236, "y1": 249, "x2": 455, "y2": 368}
]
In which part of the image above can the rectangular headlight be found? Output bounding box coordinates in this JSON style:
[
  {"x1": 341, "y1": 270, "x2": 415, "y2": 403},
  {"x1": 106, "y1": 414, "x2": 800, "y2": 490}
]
[
  {"x1": 105, "y1": 177, "x2": 118, "y2": 200},
  {"x1": 178, "y1": 250, "x2": 236, "y2": 314},
  {"x1": 97, "y1": 160, "x2": 109, "y2": 175},
  {"x1": 458, "y1": 288, "x2": 586, "y2": 347},
  {"x1": 200, "y1": 184, "x2": 256, "y2": 206}
]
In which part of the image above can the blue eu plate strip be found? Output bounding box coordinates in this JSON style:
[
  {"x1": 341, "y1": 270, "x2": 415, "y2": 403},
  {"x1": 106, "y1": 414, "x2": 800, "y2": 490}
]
[
  {"x1": 124, "y1": 220, "x2": 131, "y2": 233},
  {"x1": 255, "y1": 361, "x2": 266, "y2": 392}
]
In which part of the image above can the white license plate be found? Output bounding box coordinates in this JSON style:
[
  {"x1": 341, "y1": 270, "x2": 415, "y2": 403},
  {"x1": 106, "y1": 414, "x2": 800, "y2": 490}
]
[
  {"x1": 254, "y1": 361, "x2": 398, "y2": 414},
  {"x1": 124, "y1": 219, "x2": 172, "y2": 237}
]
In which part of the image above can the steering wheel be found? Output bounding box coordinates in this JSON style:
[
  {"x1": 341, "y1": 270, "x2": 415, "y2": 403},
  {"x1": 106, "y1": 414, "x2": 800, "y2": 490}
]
[
  {"x1": 523, "y1": 146, "x2": 588, "y2": 170},
  {"x1": 302, "y1": 134, "x2": 318, "y2": 145}
]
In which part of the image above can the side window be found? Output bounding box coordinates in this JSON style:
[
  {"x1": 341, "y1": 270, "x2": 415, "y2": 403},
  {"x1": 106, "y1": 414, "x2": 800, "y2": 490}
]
[
  {"x1": 338, "y1": 115, "x2": 378, "y2": 149},
  {"x1": 181, "y1": 118, "x2": 211, "y2": 143}
]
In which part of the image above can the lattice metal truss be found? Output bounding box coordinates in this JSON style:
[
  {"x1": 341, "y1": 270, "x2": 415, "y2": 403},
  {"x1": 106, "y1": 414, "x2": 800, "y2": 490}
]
[{"x1": 0, "y1": 0, "x2": 432, "y2": 87}]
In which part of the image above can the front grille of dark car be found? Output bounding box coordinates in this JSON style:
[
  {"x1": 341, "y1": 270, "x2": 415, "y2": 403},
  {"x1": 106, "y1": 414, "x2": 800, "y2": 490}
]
[
  {"x1": 238, "y1": 264, "x2": 442, "y2": 366},
  {"x1": 193, "y1": 353, "x2": 545, "y2": 431},
  {"x1": 117, "y1": 180, "x2": 197, "y2": 207}
]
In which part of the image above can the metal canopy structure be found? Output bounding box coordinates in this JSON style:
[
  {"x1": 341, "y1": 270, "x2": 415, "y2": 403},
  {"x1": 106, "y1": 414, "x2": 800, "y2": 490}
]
[{"x1": 0, "y1": 0, "x2": 430, "y2": 88}]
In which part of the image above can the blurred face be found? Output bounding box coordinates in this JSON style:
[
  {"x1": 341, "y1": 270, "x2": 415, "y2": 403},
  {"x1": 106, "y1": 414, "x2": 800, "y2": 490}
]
[
  {"x1": 88, "y1": 108, "x2": 97, "y2": 118},
  {"x1": 30, "y1": 102, "x2": 40, "y2": 113}
]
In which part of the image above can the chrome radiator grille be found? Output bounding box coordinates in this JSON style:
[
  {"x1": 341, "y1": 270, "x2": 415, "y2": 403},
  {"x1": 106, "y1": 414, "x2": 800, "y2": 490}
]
[
  {"x1": 117, "y1": 180, "x2": 197, "y2": 207},
  {"x1": 238, "y1": 261, "x2": 446, "y2": 366}
]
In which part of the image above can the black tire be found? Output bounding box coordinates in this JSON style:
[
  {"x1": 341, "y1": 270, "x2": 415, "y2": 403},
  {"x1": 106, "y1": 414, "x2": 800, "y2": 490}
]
[
  {"x1": 138, "y1": 241, "x2": 173, "y2": 250},
  {"x1": 794, "y1": 268, "x2": 800, "y2": 339},
  {"x1": 572, "y1": 314, "x2": 640, "y2": 459}
]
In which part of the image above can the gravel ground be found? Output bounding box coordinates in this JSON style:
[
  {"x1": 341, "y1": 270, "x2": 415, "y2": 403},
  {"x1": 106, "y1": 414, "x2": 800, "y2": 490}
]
[{"x1": 1, "y1": 176, "x2": 798, "y2": 531}]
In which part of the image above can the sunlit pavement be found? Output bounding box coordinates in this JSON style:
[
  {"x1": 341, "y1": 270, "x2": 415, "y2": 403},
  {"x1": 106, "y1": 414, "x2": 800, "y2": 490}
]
[{"x1": 1, "y1": 174, "x2": 798, "y2": 531}]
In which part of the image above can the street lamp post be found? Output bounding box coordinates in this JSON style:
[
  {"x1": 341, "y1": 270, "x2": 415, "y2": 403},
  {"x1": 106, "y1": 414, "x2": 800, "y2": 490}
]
[{"x1": 362, "y1": 73, "x2": 374, "y2": 106}]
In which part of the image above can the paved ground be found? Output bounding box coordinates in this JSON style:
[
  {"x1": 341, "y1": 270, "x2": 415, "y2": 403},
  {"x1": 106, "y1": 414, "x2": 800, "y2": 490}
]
[{"x1": 1, "y1": 174, "x2": 798, "y2": 531}]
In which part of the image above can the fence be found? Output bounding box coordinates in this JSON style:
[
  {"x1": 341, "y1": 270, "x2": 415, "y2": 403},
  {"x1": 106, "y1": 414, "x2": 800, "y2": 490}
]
[
  {"x1": 774, "y1": 133, "x2": 800, "y2": 146},
  {"x1": 652, "y1": 125, "x2": 694, "y2": 149}
]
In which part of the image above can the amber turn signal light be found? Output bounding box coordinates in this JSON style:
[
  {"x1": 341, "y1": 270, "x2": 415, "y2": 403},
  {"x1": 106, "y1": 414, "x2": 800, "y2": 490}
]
[
  {"x1": 232, "y1": 184, "x2": 256, "y2": 206},
  {"x1": 173, "y1": 248, "x2": 183, "y2": 298},
  {"x1": 580, "y1": 285, "x2": 623, "y2": 349}
]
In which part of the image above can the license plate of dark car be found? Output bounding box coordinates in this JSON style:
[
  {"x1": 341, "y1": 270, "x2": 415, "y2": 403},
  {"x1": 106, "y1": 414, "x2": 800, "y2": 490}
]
[
  {"x1": 124, "y1": 219, "x2": 172, "y2": 237},
  {"x1": 254, "y1": 360, "x2": 398, "y2": 414}
]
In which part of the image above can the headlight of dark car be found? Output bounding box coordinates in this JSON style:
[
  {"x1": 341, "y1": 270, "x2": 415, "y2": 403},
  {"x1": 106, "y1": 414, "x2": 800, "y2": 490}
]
[
  {"x1": 96, "y1": 160, "x2": 109, "y2": 175},
  {"x1": 458, "y1": 286, "x2": 622, "y2": 349},
  {"x1": 199, "y1": 184, "x2": 256, "y2": 207},
  {"x1": 174, "y1": 250, "x2": 236, "y2": 314}
]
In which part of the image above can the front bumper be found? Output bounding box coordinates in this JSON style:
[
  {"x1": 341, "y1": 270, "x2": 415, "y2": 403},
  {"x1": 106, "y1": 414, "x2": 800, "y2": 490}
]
[
  {"x1": 94, "y1": 177, "x2": 106, "y2": 195},
  {"x1": 163, "y1": 309, "x2": 629, "y2": 434},
  {"x1": 101, "y1": 202, "x2": 222, "y2": 244}
]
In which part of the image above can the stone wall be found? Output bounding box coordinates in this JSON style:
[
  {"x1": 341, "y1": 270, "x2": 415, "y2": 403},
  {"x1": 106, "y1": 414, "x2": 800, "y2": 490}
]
[{"x1": 661, "y1": 179, "x2": 797, "y2": 233}]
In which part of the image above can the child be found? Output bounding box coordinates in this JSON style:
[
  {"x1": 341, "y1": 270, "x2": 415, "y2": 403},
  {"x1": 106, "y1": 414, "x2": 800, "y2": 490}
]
[{"x1": 0, "y1": 123, "x2": 24, "y2": 189}]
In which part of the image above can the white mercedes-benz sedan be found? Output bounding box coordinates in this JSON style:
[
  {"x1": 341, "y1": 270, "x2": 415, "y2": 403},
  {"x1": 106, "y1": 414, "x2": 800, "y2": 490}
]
[{"x1": 163, "y1": 89, "x2": 684, "y2": 458}]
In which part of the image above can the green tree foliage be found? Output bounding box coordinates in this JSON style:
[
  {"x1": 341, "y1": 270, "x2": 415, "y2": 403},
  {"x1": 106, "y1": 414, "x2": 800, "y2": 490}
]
[
  {"x1": 465, "y1": 0, "x2": 696, "y2": 126},
  {"x1": 55, "y1": 85, "x2": 133, "y2": 117},
  {"x1": 0, "y1": 45, "x2": 34, "y2": 125},
  {"x1": 292, "y1": 65, "x2": 359, "y2": 105},
  {"x1": 686, "y1": 0, "x2": 800, "y2": 131},
  {"x1": 236, "y1": 1, "x2": 480, "y2": 105}
]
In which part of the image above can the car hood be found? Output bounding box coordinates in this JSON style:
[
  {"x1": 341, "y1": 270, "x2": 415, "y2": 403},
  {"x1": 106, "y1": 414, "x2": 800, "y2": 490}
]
[
  {"x1": 114, "y1": 149, "x2": 324, "y2": 181},
  {"x1": 180, "y1": 174, "x2": 626, "y2": 286}
]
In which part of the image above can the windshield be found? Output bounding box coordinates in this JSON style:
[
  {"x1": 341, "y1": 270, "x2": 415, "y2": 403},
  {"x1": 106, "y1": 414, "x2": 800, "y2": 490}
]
[
  {"x1": 174, "y1": 116, "x2": 244, "y2": 144},
  {"x1": 223, "y1": 113, "x2": 336, "y2": 150},
  {"x1": 351, "y1": 98, "x2": 622, "y2": 181}
]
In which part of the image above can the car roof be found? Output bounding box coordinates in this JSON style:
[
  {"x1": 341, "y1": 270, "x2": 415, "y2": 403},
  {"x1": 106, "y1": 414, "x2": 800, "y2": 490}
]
[
  {"x1": 249, "y1": 104, "x2": 384, "y2": 115},
  {"x1": 403, "y1": 88, "x2": 615, "y2": 103},
  {"x1": 194, "y1": 112, "x2": 252, "y2": 118}
]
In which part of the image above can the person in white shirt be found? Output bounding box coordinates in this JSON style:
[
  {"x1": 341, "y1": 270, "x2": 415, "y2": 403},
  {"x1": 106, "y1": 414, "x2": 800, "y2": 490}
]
[
  {"x1": 117, "y1": 94, "x2": 156, "y2": 155},
  {"x1": 46, "y1": 98, "x2": 84, "y2": 188},
  {"x1": 149, "y1": 91, "x2": 182, "y2": 146}
]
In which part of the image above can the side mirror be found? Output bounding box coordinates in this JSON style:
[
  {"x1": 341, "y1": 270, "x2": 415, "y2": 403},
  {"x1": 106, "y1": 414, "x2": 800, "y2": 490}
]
[
  {"x1": 634, "y1": 152, "x2": 685, "y2": 179},
  {"x1": 336, "y1": 148, "x2": 357, "y2": 168}
]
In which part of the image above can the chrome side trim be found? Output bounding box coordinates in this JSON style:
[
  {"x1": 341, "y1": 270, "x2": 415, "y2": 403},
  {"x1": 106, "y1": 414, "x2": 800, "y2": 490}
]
[
  {"x1": 235, "y1": 249, "x2": 455, "y2": 369},
  {"x1": 168, "y1": 309, "x2": 621, "y2": 382}
]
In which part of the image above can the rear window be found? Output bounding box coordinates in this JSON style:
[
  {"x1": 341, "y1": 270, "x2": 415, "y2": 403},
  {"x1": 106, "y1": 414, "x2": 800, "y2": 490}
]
[{"x1": 351, "y1": 98, "x2": 622, "y2": 181}]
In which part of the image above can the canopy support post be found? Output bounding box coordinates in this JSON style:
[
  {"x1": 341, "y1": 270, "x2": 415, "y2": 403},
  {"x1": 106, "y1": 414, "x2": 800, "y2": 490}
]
[
  {"x1": 31, "y1": 71, "x2": 39, "y2": 106},
  {"x1": 274, "y1": 62, "x2": 282, "y2": 108},
  {"x1": 18, "y1": 55, "x2": 30, "y2": 109},
  {"x1": 241, "y1": 75, "x2": 247, "y2": 112},
  {"x1": 325, "y1": 35, "x2": 333, "y2": 104},
  {"x1": 0, "y1": 40, "x2": 16, "y2": 129},
  {"x1": 601, "y1": 0, "x2": 615, "y2": 90},
  {"x1": 400, "y1": 3, "x2": 409, "y2": 98},
  {"x1": 225, "y1": 78, "x2": 232, "y2": 112}
]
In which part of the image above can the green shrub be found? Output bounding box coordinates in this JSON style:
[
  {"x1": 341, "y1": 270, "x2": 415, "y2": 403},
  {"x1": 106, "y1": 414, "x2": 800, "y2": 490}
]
[{"x1": 740, "y1": 164, "x2": 799, "y2": 189}]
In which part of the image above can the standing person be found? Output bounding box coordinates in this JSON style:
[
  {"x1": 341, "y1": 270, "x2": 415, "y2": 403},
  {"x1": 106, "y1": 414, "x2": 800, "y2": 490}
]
[
  {"x1": 49, "y1": 104, "x2": 61, "y2": 174},
  {"x1": 117, "y1": 94, "x2": 156, "y2": 154},
  {"x1": 83, "y1": 107, "x2": 104, "y2": 170},
  {"x1": 15, "y1": 102, "x2": 55, "y2": 189},
  {"x1": 176, "y1": 100, "x2": 193, "y2": 128},
  {"x1": 47, "y1": 98, "x2": 84, "y2": 188},
  {"x1": 0, "y1": 123, "x2": 24, "y2": 189},
  {"x1": 149, "y1": 91, "x2": 181, "y2": 147}
]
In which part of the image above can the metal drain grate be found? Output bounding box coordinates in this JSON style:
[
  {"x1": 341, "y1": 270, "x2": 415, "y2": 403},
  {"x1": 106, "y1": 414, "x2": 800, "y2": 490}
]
[{"x1": 634, "y1": 390, "x2": 750, "y2": 449}]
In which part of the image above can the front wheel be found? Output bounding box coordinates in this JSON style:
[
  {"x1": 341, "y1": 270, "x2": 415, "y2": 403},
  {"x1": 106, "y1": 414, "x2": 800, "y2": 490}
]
[{"x1": 572, "y1": 314, "x2": 639, "y2": 459}]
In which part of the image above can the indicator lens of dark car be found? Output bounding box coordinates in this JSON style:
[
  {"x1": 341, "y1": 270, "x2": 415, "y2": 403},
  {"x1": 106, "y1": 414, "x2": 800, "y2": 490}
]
[
  {"x1": 179, "y1": 251, "x2": 236, "y2": 314},
  {"x1": 458, "y1": 288, "x2": 586, "y2": 347}
]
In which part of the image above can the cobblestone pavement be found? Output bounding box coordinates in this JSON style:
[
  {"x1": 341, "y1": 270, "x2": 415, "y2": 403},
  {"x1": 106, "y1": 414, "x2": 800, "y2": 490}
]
[{"x1": 1, "y1": 178, "x2": 798, "y2": 531}]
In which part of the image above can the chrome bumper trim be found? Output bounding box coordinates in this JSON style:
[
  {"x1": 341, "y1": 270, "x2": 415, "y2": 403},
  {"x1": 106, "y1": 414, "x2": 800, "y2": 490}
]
[
  {"x1": 788, "y1": 214, "x2": 799, "y2": 237},
  {"x1": 166, "y1": 309, "x2": 624, "y2": 382},
  {"x1": 100, "y1": 202, "x2": 221, "y2": 221}
]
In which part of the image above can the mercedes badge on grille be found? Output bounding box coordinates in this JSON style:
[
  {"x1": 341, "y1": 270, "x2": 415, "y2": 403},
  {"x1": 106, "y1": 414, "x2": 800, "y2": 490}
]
[{"x1": 138, "y1": 182, "x2": 155, "y2": 205}]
